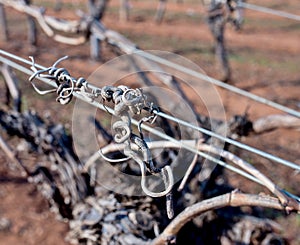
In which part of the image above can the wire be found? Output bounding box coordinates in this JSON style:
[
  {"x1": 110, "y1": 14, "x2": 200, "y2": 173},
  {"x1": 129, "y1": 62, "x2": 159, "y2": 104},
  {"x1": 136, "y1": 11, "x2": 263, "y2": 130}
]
[
  {"x1": 240, "y1": 2, "x2": 300, "y2": 22},
  {"x1": 0, "y1": 49, "x2": 45, "y2": 70},
  {"x1": 2, "y1": 54, "x2": 300, "y2": 202},
  {"x1": 135, "y1": 50, "x2": 300, "y2": 119},
  {"x1": 0, "y1": 49, "x2": 299, "y2": 172},
  {"x1": 0, "y1": 54, "x2": 262, "y2": 184},
  {"x1": 1, "y1": 48, "x2": 300, "y2": 119},
  {"x1": 155, "y1": 110, "x2": 300, "y2": 171}
]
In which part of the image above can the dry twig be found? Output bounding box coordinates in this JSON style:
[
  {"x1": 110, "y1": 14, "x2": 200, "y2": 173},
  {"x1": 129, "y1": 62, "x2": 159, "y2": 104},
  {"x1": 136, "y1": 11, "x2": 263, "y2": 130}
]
[
  {"x1": 151, "y1": 192, "x2": 290, "y2": 245},
  {"x1": 87, "y1": 140, "x2": 300, "y2": 211},
  {"x1": 253, "y1": 114, "x2": 300, "y2": 133}
]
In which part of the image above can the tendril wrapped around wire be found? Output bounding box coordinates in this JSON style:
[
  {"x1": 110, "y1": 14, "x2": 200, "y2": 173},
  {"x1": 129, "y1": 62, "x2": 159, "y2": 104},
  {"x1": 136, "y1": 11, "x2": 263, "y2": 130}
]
[
  {"x1": 101, "y1": 84, "x2": 174, "y2": 211},
  {"x1": 29, "y1": 56, "x2": 100, "y2": 104},
  {"x1": 28, "y1": 57, "x2": 174, "y2": 215}
]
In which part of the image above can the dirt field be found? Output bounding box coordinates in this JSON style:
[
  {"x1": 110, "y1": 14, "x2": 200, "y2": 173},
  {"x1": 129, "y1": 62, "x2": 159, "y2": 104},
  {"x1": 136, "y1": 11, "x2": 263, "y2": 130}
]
[{"x1": 0, "y1": 0, "x2": 299, "y2": 244}]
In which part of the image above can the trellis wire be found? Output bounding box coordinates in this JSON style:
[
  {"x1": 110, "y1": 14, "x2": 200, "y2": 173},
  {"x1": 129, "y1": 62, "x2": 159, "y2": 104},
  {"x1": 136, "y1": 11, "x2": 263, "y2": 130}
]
[
  {"x1": 0, "y1": 54, "x2": 262, "y2": 183},
  {"x1": 1, "y1": 48, "x2": 300, "y2": 119},
  {"x1": 1, "y1": 0, "x2": 300, "y2": 118},
  {"x1": 1, "y1": 53, "x2": 300, "y2": 202},
  {"x1": 240, "y1": 2, "x2": 300, "y2": 22},
  {"x1": 0, "y1": 49, "x2": 299, "y2": 173},
  {"x1": 135, "y1": 50, "x2": 300, "y2": 119},
  {"x1": 155, "y1": 110, "x2": 300, "y2": 171}
]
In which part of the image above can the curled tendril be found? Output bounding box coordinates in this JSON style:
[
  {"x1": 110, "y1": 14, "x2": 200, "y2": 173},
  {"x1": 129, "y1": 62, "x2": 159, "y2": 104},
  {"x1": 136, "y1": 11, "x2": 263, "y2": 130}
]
[
  {"x1": 29, "y1": 56, "x2": 56, "y2": 95},
  {"x1": 51, "y1": 56, "x2": 69, "y2": 69},
  {"x1": 122, "y1": 88, "x2": 146, "y2": 114},
  {"x1": 100, "y1": 84, "x2": 173, "y2": 199},
  {"x1": 29, "y1": 56, "x2": 51, "y2": 81},
  {"x1": 101, "y1": 86, "x2": 118, "y2": 102},
  {"x1": 29, "y1": 56, "x2": 100, "y2": 105},
  {"x1": 98, "y1": 148, "x2": 131, "y2": 163},
  {"x1": 138, "y1": 114, "x2": 157, "y2": 140},
  {"x1": 124, "y1": 147, "x2": 174, "y2": 198},
  {"x1": 112, "y1": 120, "x2": 131, "y2": 143},
  {"x1": 29, "y1": 56, "x2": 174, "y2": 204}
]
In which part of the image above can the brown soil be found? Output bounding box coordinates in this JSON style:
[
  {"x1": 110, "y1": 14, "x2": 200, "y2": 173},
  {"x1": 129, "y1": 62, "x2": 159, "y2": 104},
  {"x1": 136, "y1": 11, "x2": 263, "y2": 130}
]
[{"x1": 0, "y1": 0, "x2": 299, "y2": 244}]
